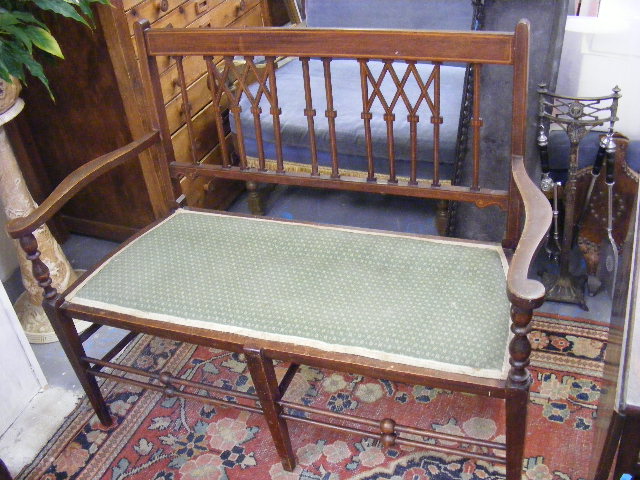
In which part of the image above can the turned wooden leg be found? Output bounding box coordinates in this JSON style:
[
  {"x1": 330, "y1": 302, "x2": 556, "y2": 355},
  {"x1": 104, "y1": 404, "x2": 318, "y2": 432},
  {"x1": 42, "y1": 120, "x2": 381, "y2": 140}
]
[
  {"x1": 613, "y1": 416, "x2": 640, "y2": 480},
  {"x1": 505, "y1": 304, "x2": 533, "y2": 480},
  {"x1": 505, "y1": 388, "x2": 528, "y2": 480},
  {"x1": 18, "y1": 233, "x2": 111, "y2": 425},
  {"x1": 47, "y1": 305, "x2": 112, "y2": 426},
  {"x1": 592, "y1": 411, "x2": 625, "y2": 480},
  {"x1": 244, "y1": 346, "x2": 296, "y2": 471},
  {"x1": 246, "y1": 181, "x2": 265, "y2": 216},
  {"x1": 435, "y1": 200, "x2": 449, "y2": 236}
]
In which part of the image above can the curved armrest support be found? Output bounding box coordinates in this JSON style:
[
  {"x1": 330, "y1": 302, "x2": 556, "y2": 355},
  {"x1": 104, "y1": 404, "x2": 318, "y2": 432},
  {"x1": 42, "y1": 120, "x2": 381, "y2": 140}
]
[
  {"x1": 7, "y1": 131, "x2": 161, "y2": 239},
  {"x1": 507, "y1": 155, "x2": 552, "y2": 310}
]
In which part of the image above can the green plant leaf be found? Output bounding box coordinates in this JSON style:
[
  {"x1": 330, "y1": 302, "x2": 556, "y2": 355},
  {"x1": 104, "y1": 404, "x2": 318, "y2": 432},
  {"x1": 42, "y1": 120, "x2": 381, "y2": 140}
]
[
  {"x1": 0, "y1": 12, "x2": 21, "y2": 27},
  {"x1": 0, "y1": 57, "x2": 16, "y2": 83},
  {"x1": 20, "y1": 51, "x2": 53, "y2": 97},
  {"x1": 27, "y1": 25, "x2": 63, "y2": 58},
  {"x1": 0, "y1": 41, "x2": 25, "y2": 80},
  {"x1": 1, "y1": 40, "x2": 54, "y2": 97},
  {"x1": 31, "y1": 0, "x2": 90, "y2": 27},
  {"x1": 63, "y1": 0, "x2": 98, "y2": 27},
  {"x1": 66, "y1": 0, "x2": 93, "y2": 19},
  {"x1": 5, "y1": 10, "x2": 47, "y2": 29},
  {"x1": 0, "y1": 0, "x2": 111, "y2": 100},
  {"x1": 2, "y1": 25, "x2": 34, "y2": 53}
]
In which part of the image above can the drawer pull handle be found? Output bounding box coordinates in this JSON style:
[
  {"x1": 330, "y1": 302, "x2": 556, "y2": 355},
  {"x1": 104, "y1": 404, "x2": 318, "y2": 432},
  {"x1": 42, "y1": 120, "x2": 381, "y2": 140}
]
[
  {"x1": 195, "y1": 0, "x2": 208, "y2": 14},
  {"x1": 235, "y1": 0, "x2": 246, "y2": 13},
  {"x1": 156, "y1": 0, "x2": 169, "y2": 12}
]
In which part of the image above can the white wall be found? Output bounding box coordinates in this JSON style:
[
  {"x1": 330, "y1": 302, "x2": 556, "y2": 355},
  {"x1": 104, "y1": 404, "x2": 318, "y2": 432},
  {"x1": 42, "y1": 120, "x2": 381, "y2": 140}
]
[
  {"x1": 0, "y1": 208, "x2": 18, "y2": 282},
  {"x1": 556, "y1": 0, "x2": 640, "y2": 140},
  {"x1": 0, "y1": 282, "x2": 46, "y2": 435}
]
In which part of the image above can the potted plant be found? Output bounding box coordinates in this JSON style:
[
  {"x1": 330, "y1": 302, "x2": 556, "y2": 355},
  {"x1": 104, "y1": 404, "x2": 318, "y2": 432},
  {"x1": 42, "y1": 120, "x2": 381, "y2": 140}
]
[{"x1": 0, "y1": 0, "x2": 108, "y2": 110}]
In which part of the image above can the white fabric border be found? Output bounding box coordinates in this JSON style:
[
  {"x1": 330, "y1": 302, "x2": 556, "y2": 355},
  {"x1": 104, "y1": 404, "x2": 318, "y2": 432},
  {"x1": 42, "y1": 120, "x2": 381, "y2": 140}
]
[{"x1": 67, "y1": 208, "x2": 512, "y2": 380}]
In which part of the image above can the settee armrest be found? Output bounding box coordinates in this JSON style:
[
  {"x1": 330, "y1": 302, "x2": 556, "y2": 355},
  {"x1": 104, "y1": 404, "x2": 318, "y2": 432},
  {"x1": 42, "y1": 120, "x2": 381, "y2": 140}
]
[
  {"x1": 6, "y1": 131, "x2": 161, "y2": 239},
  {"x1": 506, "y1": 155, "x2": 552, "y2": 310}
]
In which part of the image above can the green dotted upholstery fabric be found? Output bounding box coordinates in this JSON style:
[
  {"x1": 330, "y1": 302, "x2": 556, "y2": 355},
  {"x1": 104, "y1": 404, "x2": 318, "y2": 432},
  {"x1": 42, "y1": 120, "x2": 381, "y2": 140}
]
[{"x1": 69, "y1": 210, "x2": 511, "y2": 378}]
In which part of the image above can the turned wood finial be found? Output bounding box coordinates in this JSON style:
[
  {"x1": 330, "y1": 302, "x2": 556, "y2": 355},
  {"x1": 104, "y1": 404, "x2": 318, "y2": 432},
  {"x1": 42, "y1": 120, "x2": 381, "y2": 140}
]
[
  {"x1": 159, "y1": 371, "x2": 173, "y2": 385},
  {"x1": 507, "y1": 305, "x2": 533, "y2": 387},
  {"x1": 19, "y1": 233, "x2": 58, "y2": 302},
  {"x1": 380, "y1": 418, "x2": 397, "y2": 447},
  {"x1": 159, "y1": 371, "x2": 176, "y2": 396}
]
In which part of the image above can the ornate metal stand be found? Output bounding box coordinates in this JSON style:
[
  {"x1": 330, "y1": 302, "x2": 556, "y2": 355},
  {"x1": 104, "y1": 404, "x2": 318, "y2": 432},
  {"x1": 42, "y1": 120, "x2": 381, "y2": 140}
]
[{"x1": 537, "y1": 85, "x2": 620, "y2": 310}]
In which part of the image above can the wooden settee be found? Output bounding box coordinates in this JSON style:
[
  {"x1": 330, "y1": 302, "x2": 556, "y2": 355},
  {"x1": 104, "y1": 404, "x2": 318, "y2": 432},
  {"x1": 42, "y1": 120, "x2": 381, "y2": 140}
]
[{"x1": 7, "y1": 20, "x2": 551, "y2": 480}]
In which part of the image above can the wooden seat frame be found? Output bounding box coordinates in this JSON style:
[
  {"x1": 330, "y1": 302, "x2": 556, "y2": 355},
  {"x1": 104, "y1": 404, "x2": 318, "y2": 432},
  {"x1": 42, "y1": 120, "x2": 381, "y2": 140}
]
[{"x1": 7, "y1": 20, "x2": 551, "y2": 480}]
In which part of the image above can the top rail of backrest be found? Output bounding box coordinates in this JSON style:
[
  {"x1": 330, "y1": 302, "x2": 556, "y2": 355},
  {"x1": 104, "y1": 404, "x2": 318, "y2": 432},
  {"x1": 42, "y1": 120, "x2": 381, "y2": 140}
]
[{"x1": 141, "y1": 27, "x2": 517, "y2": 65}]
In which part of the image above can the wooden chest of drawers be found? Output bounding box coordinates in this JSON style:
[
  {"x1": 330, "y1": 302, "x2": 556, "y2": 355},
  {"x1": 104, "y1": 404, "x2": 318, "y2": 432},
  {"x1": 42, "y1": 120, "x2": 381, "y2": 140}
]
[{"x1": 17, "y1": 0, "x2": 279, "y2": 241}]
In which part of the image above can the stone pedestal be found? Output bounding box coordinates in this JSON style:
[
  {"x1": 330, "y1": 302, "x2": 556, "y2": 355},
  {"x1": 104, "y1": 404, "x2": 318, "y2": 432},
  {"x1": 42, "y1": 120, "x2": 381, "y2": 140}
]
[{"x1": 0, "y1": 98, "x2": 88, "y2": 343}]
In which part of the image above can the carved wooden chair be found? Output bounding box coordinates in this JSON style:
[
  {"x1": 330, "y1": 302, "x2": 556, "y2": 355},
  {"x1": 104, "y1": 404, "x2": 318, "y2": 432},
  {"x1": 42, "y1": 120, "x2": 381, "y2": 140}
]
[{"x1": 6, "y1": 20, "x2": 550, "y2": 480}]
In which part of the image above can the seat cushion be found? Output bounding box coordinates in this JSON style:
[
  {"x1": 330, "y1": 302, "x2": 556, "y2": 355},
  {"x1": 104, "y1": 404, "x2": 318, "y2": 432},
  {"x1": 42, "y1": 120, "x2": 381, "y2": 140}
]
[{"x1": 67, "y1": 210, "x2": 511, "y2": 378}]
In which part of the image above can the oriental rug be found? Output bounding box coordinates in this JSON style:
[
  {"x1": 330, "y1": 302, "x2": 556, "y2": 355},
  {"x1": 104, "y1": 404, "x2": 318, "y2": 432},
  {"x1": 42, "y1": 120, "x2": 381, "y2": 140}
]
[{"x1": 17, "y1": 312, "x2": 608, "y2": 480}]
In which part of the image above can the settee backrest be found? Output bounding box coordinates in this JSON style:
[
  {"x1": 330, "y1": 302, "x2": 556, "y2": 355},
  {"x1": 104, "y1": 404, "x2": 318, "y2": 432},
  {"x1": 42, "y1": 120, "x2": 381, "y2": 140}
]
[
  {"x1": 135, "y1": 20, "x2": 530, "y2": 248},
  {"x1": 305, "y1": 0, "x2": 475, "y2": 30}
]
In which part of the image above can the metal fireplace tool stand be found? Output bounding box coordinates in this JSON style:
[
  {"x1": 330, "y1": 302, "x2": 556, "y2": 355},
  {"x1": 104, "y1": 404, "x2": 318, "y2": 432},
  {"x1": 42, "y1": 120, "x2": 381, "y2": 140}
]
[{"x1": 537, "y1": 85, "x2": 620, "y2": 310}]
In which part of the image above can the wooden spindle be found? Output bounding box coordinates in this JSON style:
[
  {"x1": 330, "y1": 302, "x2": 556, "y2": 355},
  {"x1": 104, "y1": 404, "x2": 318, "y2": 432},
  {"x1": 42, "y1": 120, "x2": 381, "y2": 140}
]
[
  {"x1": 431, "y1": 62, "x2": 443, "y2": 187},
  {"x1": 222, "y1": 57, "x2": 248, "y2": 169},
  {"x1": 359, "y1": 59, "x2": 376, "y2": 182},
  {"x1": 19, "y1": 233, "x2": 57, "y2": 302},
  {"x1": 301, "y1": 57, "x2": 319, "y2": 176},
  {"x1": 175, "y1": 56, "x2": 198, "y2": 164},
  {"x1": 266, "y1": 56, "x2": 284, "y2": 173},
  {"x1": 205, "y1": 56, "x2": 230, "y2": 168},
  {"x1": 252, "y1": 104, "x2": 266, "y2": 171},
  {"x1": 408, "y1": 114, "x2": 418, "y2": 185},
  {"x1": 507, "y1": 305, "x2": 533, "y2": 387},
  {"x1": 401, "y1": 62, "x2": 419, "y2": 186},
  {"x1": 382, "y1": 61, "x2": 397, "y2": 184},
  {"x1": 322, "y1": 58, "x2": 339, "y2": 179},
  {"x1": 380, "y1": 418, "x2": 397, "y2": 447},
  {"x1": 242, "y1": 57, "x2": 266, "y2": 171},
  {"x1": 385, "y1": 111, "x2": 397, "y2": 184},
  {"x1": 471, "y1": 63, "x2": 483, "y2": 191},
  {"x1": 231, "y1": 106, "x2": 248, "y2": 170}
]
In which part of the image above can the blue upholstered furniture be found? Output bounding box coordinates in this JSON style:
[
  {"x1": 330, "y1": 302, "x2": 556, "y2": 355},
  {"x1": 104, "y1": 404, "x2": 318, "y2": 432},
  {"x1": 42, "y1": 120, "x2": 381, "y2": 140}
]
[
  {"x1": 234, "y1": 59, "x2": 465, "y2": 180},
  {"x1": 230, "y1": 0, "x2": 478, "y2": 226},
  {"x1": 548, "y1": 131, "x2": 640, "y2": 175}
]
